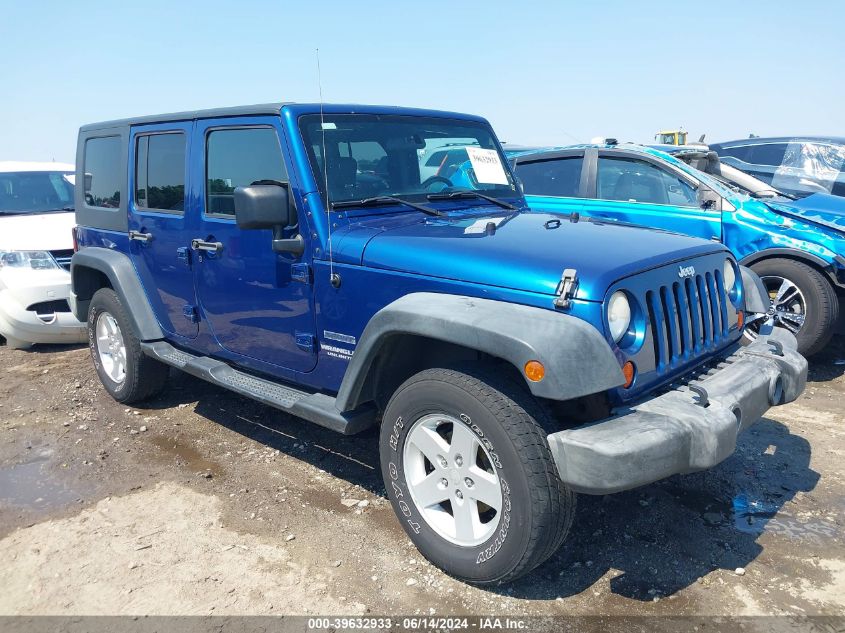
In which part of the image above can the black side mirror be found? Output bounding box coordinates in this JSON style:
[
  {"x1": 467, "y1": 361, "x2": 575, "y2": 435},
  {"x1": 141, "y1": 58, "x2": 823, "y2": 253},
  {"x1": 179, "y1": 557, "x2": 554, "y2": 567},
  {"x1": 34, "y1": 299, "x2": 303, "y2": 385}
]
[
  {"x1": 234, "y1": 183, "x2": 291, "y2": 230},
  {"x1": 698, "y1": 187, "x2": 721, "y2": 211}
]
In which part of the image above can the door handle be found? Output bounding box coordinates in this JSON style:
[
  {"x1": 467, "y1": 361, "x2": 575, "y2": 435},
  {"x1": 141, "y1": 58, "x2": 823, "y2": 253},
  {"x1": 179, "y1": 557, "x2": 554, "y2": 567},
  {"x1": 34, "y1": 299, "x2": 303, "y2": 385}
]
[
  {"x1": 129, "y1": 230, "x2": 154, "y2": 243},
  {"x1": 191, "y1": 239, "x2": 224, "y2": 254}
]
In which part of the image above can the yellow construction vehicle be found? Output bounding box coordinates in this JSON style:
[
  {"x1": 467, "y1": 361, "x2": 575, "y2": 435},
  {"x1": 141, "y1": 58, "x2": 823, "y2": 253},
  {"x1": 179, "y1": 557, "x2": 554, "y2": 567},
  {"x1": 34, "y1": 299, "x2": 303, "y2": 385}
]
[{"x1": 655, "y1": 129, "x2": 688, "y2": 145}]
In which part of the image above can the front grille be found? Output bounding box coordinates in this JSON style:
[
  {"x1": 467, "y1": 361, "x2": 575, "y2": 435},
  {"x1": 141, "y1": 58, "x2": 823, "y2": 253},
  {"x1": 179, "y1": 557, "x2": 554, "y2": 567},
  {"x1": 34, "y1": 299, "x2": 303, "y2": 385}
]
[
  {"x1": 645, "y1": 268, "x2": 730, "y2": 373},
  {"x1": 50, "y1": 249, "x2": 73, "y2": 271}
]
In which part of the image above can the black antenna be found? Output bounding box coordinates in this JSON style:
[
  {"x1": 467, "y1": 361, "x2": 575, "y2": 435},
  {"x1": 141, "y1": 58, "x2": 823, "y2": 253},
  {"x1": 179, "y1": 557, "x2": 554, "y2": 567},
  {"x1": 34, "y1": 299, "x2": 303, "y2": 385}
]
[{"x1": 316, "y1": 48, "x2": 340, "y2": 288}]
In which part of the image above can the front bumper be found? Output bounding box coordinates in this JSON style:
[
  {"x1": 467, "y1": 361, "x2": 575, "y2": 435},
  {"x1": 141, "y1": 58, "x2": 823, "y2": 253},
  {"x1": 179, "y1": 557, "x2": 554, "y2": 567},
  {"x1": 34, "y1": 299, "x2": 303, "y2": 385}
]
[
  {"x1": 0, "y1": 272, "x2": 87, "y2": 346},
  {"x1": 547, "y1": 328, "x2": 807, "y2": 494}
]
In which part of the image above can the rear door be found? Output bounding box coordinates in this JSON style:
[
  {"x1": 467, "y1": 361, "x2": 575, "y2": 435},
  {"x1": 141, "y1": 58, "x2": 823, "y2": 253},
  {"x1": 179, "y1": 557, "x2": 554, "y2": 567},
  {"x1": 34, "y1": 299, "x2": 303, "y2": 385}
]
[
  {"x1": 191, "y1": 117, "x2": 317, "y2": 372},
  {"x1": 128, "y1": 122, "x2": 198, "y2": 339},
  {"x1": 581, "y1": 153, "x2": 721, "y2": 241},
  {"x1": 513, "y1": 151, "x2": 587, "y2": 216}
]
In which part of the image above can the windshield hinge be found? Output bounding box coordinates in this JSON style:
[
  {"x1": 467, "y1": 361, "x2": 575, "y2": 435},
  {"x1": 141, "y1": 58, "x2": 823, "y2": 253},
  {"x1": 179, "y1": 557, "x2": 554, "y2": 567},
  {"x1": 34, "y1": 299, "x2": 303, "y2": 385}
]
[
  {"x1": 554, "y1": 268, "x2": 578, "y2": 309},
  {"x1": 291, "y1": 262, "x2": 311, "y2": 285}
]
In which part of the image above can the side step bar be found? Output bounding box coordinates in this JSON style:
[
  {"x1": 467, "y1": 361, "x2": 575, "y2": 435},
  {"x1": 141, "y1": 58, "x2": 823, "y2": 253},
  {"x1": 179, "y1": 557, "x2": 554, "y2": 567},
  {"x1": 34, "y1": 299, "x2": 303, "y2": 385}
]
[{"x1": 140, "y1": 341, "x2": 376, "y2": 435}]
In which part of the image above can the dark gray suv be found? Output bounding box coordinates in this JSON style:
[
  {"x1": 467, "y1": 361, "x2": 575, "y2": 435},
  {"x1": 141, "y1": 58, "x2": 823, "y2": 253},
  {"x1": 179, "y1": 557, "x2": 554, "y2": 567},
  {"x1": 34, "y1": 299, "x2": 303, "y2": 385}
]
[{"x1": 710, "y1": 136, "x2": 845, "y2": 199}]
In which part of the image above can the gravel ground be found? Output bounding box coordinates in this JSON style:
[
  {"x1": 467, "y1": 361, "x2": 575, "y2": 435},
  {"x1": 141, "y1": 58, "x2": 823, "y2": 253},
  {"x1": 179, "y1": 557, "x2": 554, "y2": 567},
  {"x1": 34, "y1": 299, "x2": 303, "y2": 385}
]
[{"x1": 0, "y1": 338, "x2": 843, "y2": 618}]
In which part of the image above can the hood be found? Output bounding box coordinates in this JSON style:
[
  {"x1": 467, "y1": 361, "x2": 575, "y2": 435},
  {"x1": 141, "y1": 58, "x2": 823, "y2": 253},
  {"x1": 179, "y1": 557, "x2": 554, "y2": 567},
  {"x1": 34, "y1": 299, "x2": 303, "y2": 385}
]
[
  {"x1": 765, "y1": 193, "x2": 845, "y2": 235},
  {"x1": 0, "y1": 212, "x2": 76, "y2": 251},
  {"x1": 336, "y1": 209, "x2": 727, "y2": 301}
]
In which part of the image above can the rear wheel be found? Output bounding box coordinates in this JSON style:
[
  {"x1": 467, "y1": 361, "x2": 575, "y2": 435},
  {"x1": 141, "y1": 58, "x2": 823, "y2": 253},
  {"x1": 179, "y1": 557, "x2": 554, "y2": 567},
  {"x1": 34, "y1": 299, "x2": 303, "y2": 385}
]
[
  {"x1": 747, "y1": 258, "x2": 838, "y2": 356},
  {"x1": 88, "y1": 288, "x2": 167, "y2": 403},
  {"x1": 380, "y1": 365, "x2": 574, "y2": 584}
]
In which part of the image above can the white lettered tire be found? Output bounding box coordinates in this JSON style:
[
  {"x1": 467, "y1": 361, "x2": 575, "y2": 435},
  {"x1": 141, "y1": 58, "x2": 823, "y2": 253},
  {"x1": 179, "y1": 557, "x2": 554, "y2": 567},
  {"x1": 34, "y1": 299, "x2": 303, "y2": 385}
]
[{"x1": 379, "y1": 365, "x2": 575, "y2": 584}]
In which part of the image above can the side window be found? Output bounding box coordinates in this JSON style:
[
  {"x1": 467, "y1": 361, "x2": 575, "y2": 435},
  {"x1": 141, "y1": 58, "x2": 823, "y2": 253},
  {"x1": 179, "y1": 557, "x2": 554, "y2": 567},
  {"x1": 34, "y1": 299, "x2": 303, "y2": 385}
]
[
  {"x1": 718, "y1": 145, "x2": 754, "y2": 163},
  {"x1": 597, "y1": 157, "x2": 697, "y2": 207},
  {"x1": 515, "y1": 157, "x2": 583, "y2": 198},
  {"x1": 750, "y1": 143, "x2": 788, "y2": 166},
  {"x1": 84, "y1": 136, "x2": 122, "y2": 208},
  {"x1": 135, "y1": 133, "x2": 186, "y2": 212},
  {"x1": 206, "y1": 127, "x2": 286, "y2": 217}
]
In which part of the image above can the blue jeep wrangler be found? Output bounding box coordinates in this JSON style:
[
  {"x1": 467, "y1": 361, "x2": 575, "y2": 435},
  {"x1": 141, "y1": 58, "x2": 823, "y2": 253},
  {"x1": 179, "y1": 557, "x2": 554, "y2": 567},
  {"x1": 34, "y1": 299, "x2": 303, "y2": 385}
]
[{"x1": 70, "y1": 103, "x2": 806, "y2": 584}]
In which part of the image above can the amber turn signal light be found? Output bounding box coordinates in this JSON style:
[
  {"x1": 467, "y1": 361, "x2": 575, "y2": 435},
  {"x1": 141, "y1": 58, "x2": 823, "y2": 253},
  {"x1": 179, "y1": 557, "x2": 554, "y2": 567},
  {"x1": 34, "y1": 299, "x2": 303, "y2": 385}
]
[
  {"x1": 524, "y1": 360, "x2": 545, "y2": 382},
  {"x1": 622, "y1": 361, "x2": 636, "y2": 389},
  {"x1": 737, "y1": 311, "x2": 745, "y2": 329}
]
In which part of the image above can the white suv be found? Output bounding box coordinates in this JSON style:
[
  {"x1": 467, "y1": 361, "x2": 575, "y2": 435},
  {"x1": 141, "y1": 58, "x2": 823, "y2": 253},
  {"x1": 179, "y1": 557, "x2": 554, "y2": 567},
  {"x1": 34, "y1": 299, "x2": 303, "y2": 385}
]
[{"x1": 0, "y1": 162, "x2": 86, "y2": 349}]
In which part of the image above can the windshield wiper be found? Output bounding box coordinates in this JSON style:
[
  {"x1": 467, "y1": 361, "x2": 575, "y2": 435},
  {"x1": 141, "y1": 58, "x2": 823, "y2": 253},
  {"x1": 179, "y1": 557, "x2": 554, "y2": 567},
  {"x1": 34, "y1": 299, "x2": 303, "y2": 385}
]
[
  {"x1": 0, "y1": 206, "x2": 73, "y2": 215},
  {"x1": 332, "y1": 195, "x2": 444, "y2": 216},
  {"x1": 426, "y1": 189, "x2": 518, "y2": 211}
]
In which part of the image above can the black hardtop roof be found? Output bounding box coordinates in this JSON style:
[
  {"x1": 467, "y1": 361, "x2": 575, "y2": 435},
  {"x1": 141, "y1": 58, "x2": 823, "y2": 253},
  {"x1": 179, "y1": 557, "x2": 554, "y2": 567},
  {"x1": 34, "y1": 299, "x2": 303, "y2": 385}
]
[
  {"x1": 79, "y1": 102, "x2": 489, "y2": 133},
  {"x1": 80, "y1": 102, "x2": 290, "y2": 131}
]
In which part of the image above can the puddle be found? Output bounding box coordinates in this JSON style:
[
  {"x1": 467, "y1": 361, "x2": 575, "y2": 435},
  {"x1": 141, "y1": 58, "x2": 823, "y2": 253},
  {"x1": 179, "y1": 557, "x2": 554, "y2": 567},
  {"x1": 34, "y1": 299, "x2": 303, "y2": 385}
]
[
  {"x1": 667, "y1": 486, "x2": 838, "y2": 544},
  {"x1": 0, "y1": 455, "x2": 80, "y2": 511},
  {"x1": 730, "y1": 494, "x2": 779, "y2": 535},
  {"x1": 150, "y1": 436, "x2": 221, "y2": 476}
]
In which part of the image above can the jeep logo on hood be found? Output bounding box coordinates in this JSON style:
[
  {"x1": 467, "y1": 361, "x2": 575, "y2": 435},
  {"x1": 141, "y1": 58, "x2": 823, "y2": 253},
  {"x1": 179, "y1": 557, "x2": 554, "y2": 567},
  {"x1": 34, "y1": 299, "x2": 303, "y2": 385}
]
[{"x1": 678, "y1": 265, "x2": 696, "y2": 278}]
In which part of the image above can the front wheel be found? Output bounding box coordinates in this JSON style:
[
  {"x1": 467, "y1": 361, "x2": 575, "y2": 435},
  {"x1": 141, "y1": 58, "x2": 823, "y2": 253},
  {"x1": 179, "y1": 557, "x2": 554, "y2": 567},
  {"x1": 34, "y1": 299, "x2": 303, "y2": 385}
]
[
  {"x1": 379, "y1": 365, "x2": 575, "y2": 584},
  {"x1": 748, "y1": 258, "x2": 839, "y2": 357}
]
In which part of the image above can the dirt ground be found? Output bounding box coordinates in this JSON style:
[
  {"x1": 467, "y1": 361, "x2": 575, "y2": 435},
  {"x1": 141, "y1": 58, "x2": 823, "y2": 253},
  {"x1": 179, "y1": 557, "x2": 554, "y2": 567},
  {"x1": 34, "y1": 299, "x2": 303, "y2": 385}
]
[{"x1": 0, "y1": 338, "x2": 843, "y2": 619}]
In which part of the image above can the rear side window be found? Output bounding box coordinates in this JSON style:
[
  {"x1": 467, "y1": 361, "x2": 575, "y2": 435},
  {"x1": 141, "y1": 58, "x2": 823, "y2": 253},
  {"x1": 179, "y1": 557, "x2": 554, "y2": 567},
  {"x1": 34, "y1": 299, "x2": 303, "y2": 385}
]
[
  {"x1": 206, "y1": 127, "x2": 286, "y2": 217},
  {"x1": 84, "y1": 136, "x2": 122, "y2": 208},
  {"x1": 718, "y1": 145, "x2": 754, "y2": 163},
  {"x1": 750, "y1": 143, "x2": 788, "y2": 166},
  {"x1": 515, "y1": 157, "x2": 583, "y2": 198},
  {"x1": 135, "y1": 133, "x2": 186, "y2": 212}
]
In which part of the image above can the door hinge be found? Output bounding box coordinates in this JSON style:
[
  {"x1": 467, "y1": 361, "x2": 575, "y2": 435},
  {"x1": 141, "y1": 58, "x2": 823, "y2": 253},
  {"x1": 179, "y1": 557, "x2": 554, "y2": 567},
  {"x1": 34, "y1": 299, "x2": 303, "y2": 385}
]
[
  {"x1": 291, "y1": 263, "x2": 311, "y2": 285},
  {"x1": 554, "y1": 268, "x2": 578, "y2": 309},
  {"x1": 295, "y1": 332, "x2": 315, "y2": 353},
  {"x1": 182, "y1": 305, "x2": 200, "y2": 324},
  {"x1": 176, "y1": 246, "x2": 191, "y2": 266}
]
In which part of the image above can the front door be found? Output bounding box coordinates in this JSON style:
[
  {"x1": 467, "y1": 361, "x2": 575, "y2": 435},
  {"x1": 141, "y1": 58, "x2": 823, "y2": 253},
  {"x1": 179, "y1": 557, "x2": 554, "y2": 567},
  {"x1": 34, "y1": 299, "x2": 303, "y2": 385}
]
[
  {"x1": 191, "y1": 117, "x2": 317, "y2": 372},
  {"x1": 585, "y1": 154, "x2": 721, "y2": 241},
  {"x1": 128, "y1": 123, "x2": 198, "y2": 339}
]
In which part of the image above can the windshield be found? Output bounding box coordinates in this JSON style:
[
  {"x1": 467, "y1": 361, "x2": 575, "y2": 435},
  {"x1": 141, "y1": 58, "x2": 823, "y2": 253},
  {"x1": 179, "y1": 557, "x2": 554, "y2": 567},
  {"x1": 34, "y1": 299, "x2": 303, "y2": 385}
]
[
  {"x1": 0, "y1": 171, "x2": 75, "y2": 215},
  {"x1": 299, "y1": 114, "x2": 519, "y2": 206}
]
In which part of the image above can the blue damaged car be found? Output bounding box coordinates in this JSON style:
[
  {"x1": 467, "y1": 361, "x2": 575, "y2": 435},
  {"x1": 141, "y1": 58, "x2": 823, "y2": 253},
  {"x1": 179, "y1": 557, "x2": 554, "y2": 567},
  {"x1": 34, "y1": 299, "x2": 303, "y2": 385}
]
[
  {"x1": 70, "y1": 104, "x2": 805, "y2": 584},
  {"x1": 509, "y1": 144, "x2": 845, "y2": 356}
]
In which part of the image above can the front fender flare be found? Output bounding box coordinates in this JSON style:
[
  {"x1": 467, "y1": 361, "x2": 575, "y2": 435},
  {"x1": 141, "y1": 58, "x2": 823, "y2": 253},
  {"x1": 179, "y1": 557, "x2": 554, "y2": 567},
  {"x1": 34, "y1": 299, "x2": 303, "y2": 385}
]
[
  {"x1": 740, "y1": 265, "x2": 770, "y2": 314},
  {"x1": 335, "y1": 293, "x2": 624, "y2": 411},
  {"x1": 71, "y1": 248, "x2": 163, "y2": 341}
]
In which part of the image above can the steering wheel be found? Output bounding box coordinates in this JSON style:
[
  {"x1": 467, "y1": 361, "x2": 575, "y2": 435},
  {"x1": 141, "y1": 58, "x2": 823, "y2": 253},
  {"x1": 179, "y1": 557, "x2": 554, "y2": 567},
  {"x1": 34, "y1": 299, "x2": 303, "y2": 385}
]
[{"x1": 420, "y1": 175, "x2": 453, "y2": 190}]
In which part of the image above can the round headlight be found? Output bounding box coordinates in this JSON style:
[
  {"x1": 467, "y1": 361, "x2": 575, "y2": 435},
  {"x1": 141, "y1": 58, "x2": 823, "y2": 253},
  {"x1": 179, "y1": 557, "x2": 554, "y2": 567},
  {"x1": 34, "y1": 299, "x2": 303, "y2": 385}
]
[
  {"x1": 608, "y1": 291, "x2": 632, "y2": 343},
  {"x1": 723, "y1": 258, "x2": 737, "y2": 291}
]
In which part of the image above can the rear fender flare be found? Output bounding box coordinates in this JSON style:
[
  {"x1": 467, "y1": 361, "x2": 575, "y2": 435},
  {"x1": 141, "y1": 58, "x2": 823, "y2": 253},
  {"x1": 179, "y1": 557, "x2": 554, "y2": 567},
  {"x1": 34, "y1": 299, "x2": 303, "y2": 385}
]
[{"x1": 71, "y1": 248, "x2": 163, "y2": 341}]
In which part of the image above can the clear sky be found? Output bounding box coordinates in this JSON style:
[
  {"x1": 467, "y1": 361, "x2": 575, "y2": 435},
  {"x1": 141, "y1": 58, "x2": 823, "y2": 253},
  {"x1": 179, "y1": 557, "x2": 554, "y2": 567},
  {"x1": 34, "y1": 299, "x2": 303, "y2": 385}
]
[{"x1": 2, "y1": 0, "x2": 842, "y2": 162}]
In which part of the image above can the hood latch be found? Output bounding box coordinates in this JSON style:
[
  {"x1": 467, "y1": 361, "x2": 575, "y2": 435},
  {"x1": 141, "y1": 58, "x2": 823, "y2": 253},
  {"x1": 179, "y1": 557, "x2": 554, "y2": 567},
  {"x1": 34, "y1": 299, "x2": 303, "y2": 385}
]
[{"x1": 554, "y1": 268, "x2": 578, "y2": 309}]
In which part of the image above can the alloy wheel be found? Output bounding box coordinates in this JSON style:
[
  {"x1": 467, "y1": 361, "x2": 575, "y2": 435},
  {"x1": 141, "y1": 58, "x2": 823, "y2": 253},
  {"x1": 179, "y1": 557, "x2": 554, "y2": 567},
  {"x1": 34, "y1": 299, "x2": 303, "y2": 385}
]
[
  {"x1": 744, "y1": 275, "x2": 807, "y2": 337},
  {"x1": 95, "y1": 311, "x2": 127, "y2": 384},
  {"x1": 403, "y1": 413, "x2": 503, "y2": 547}
]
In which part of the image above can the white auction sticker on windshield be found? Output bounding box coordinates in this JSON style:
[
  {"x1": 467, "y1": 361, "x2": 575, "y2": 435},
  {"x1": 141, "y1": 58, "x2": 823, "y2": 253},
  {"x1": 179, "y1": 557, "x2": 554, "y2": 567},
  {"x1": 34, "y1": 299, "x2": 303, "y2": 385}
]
[{"x1": 466, "y1": 147, "x2": 509, "y2": 185}]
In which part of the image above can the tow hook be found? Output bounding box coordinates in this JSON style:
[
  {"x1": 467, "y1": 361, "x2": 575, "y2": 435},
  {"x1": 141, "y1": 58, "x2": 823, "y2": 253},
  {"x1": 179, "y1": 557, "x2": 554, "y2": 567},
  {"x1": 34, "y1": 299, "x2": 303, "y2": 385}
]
[{"x1": 768, "y1": 339, "x2": 784, "y2": 357}]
